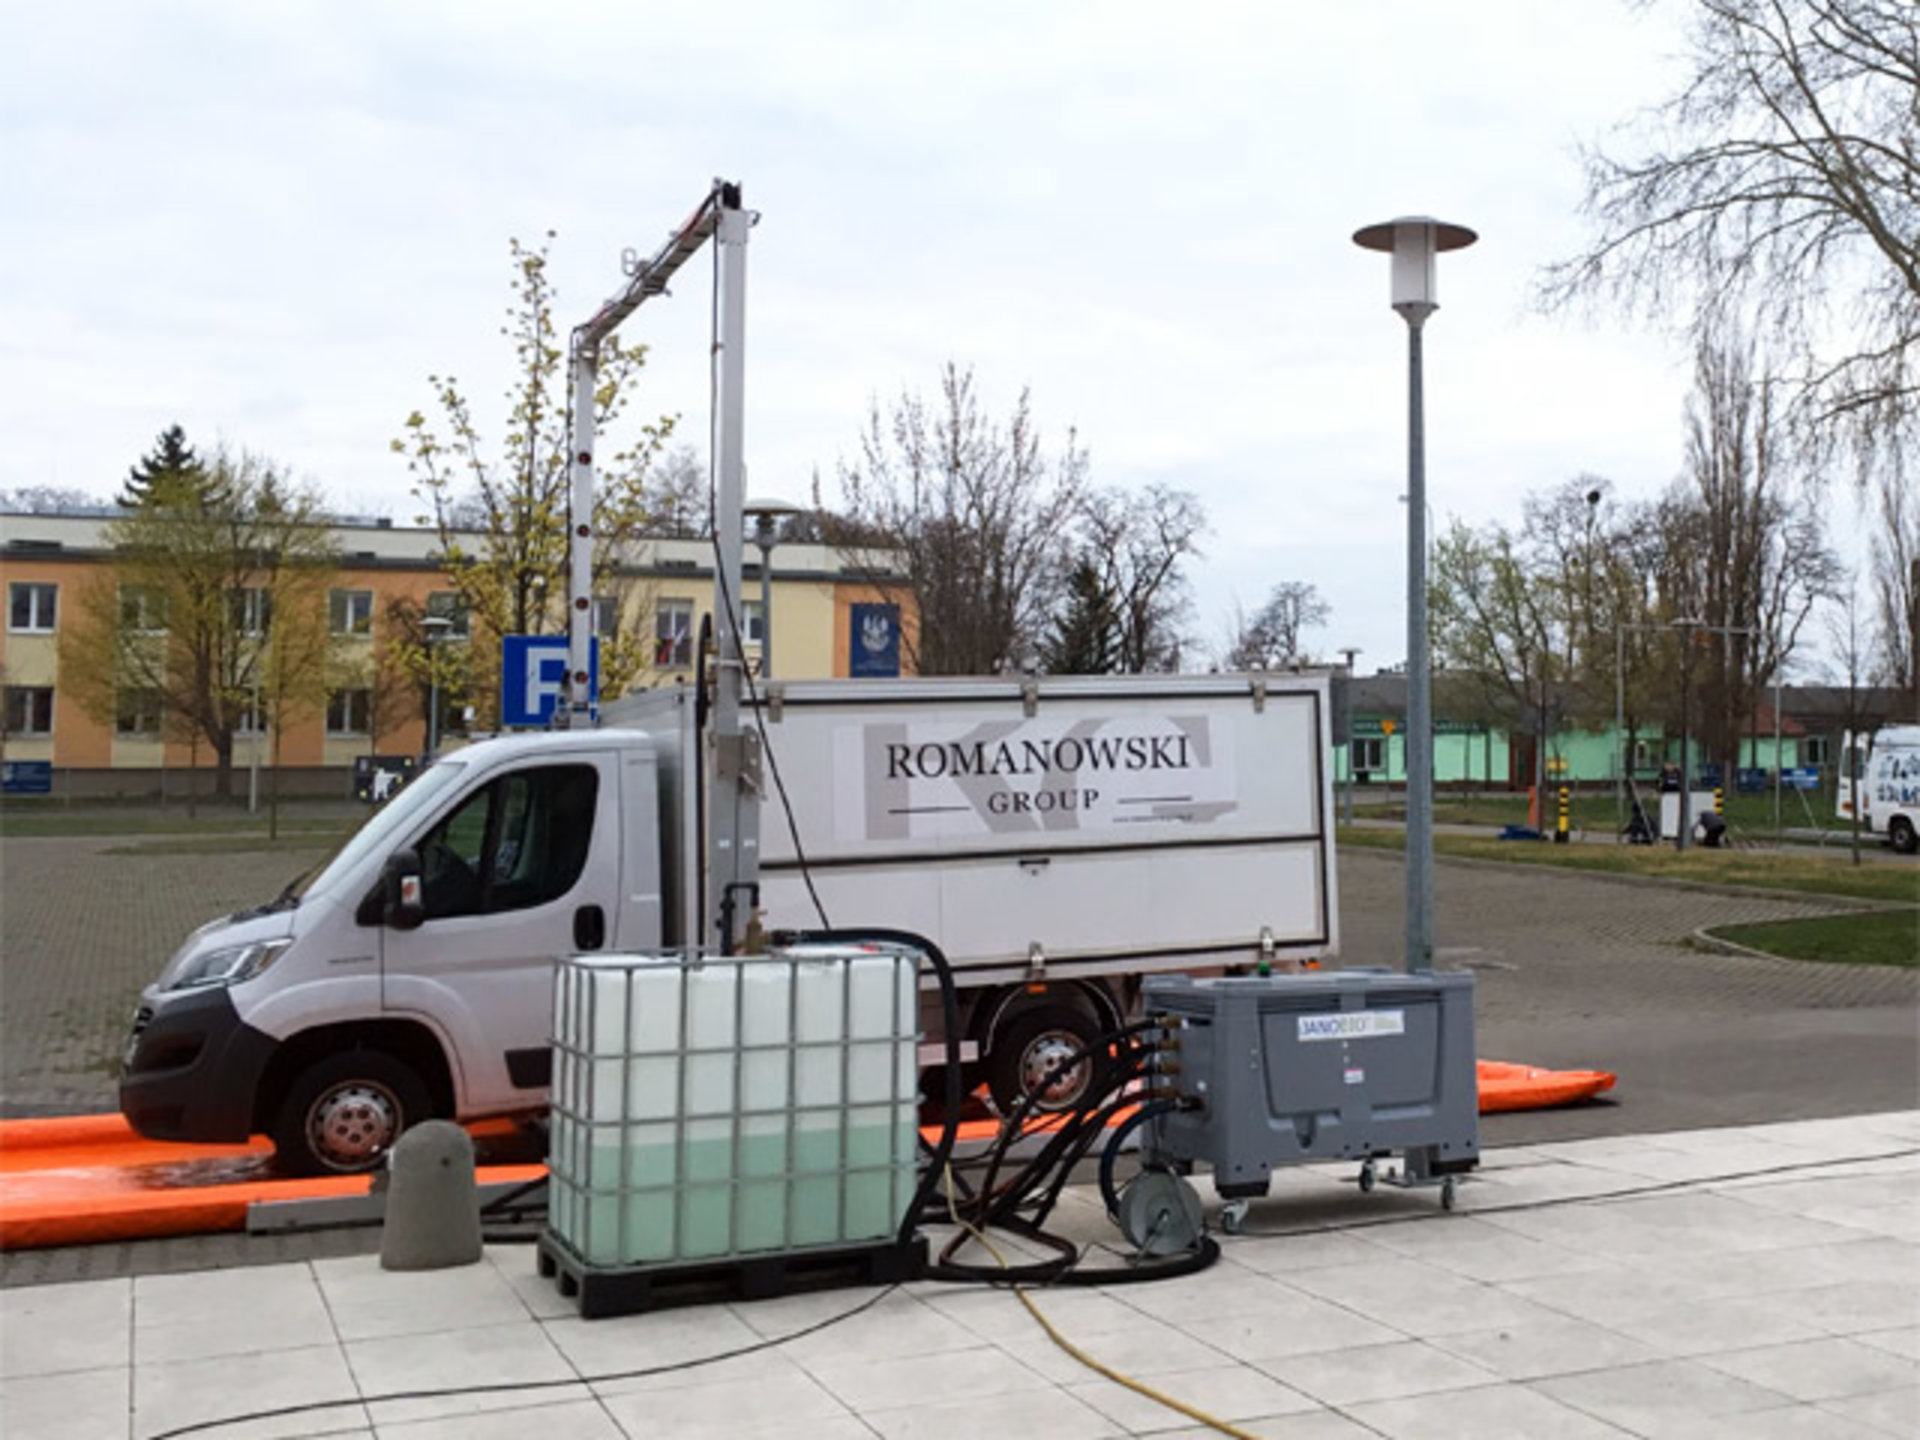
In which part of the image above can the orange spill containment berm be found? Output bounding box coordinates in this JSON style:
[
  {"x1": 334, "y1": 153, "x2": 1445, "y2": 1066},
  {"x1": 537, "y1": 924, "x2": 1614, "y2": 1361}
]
[
  {"x1": 0, "y1": 1114, "x2": 545, "y2": 1251},
  {"x1": 1475, "y1": 1060, "x2": 1617, "y2": 1113},
  {"x1": 2, "y1": 1061, "x2": 1615, "y2": 1250}
]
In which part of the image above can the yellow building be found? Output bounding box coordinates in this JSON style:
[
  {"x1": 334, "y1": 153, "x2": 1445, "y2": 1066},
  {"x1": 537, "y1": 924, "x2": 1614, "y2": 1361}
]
[{"x1": 1, "y1": 510, "x2": 907, "y2": 798}]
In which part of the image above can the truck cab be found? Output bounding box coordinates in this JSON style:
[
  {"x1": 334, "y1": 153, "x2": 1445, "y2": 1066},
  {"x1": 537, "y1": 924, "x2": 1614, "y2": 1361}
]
[{"x1": 120, "y1": 728, "x2": 668, "y2": 1175}]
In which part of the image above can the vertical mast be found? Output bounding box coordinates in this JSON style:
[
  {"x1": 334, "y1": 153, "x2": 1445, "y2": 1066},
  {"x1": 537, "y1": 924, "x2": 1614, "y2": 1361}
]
[{"x1": 565, "y1": 179, "x2": 757, "y2": 950}]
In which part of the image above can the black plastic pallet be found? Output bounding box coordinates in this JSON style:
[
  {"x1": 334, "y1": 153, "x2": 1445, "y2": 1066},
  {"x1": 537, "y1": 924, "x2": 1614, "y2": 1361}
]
[{"x1": 536, "y1": 1232, "x2": 928, "y2": 1318}]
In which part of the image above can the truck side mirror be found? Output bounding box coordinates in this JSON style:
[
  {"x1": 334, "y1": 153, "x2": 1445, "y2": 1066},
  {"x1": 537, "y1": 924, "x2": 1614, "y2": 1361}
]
[{"x1": 383, "y1": 848, "x2": 425, "y2": 930}]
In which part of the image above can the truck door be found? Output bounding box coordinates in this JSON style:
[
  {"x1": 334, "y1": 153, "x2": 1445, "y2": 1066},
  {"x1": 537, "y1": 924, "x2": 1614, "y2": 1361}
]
[{"x1": 379, "y1": 753, "x2": 620, "y2": 1115}]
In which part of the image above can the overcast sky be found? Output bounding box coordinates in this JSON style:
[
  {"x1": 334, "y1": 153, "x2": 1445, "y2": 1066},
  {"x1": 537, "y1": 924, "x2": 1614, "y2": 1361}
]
[{"x1": 3, "y1": 0, "x2": 1817, "y2": 672}]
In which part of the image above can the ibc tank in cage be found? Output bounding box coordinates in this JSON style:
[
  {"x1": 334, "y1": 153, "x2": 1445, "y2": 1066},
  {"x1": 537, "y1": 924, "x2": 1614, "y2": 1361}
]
[{"x1": 540, "y1": 943, "x2": 923, "y2": 1309}]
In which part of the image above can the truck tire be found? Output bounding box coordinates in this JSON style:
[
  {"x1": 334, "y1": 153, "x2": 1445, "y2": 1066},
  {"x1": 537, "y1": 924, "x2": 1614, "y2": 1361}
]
[
  {"x1": 986, "y1": 1003, "x2": 1107, "y2": 1116},
  {"x1": 1890, "y1": 817, "x2": 1917, "y2": 856},
  {"x1": 270, "y1": 1051, "x2": 433, "y2": 1177}
]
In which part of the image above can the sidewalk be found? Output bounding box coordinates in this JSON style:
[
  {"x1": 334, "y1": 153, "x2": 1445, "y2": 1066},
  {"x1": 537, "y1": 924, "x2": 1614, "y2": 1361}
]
[{"x1": 3, "y1": 1111, "x2": 1915, "y2": 1439}]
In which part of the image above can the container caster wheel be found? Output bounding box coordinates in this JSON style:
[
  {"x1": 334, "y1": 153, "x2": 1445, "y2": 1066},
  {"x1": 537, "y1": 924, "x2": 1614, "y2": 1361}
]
[
  {"x1": 1440, "y1": 1176, "x2": 1457, "y2": 1212},
  {"x1": 1219, "y1": 1199, "x2": 1249, "y2": 1235},
  {"x1": 1357, "y1": 1162, "x2": 1376, "y2": 1194}
]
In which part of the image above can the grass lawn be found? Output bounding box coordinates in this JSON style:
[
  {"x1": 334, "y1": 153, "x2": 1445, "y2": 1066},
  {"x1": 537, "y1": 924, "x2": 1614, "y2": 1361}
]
[
  {"x1": 1338, "y1": 825, "x2": 1920, "y2": 907},
  {"x1": 1705, "y1": 909, "x2": 1920, "y2": 968}
]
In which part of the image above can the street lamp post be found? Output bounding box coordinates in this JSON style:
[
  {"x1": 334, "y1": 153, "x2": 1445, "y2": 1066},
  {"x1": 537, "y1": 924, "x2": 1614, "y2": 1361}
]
[
  {"x1": 1338, "y1": 646, "x2": 1362, "y2": 825},
  {"x1": 742, "y1": 496, "x2": 801, "y2": 680},
  {"x1": 1354, "y1": 216, "x2": 1476, "y2": 975},
  {"x1": 423, "y1": 614, "x2": 453, "y2": 760}
]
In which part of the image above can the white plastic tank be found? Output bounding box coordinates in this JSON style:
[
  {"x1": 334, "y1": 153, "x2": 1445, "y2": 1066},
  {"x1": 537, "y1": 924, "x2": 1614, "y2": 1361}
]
[{"x1": 548, "y1": 944, "x2": 920, "y2": 1268}]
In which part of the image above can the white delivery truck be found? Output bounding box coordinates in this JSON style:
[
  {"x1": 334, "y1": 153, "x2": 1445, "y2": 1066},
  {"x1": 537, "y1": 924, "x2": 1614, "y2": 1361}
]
[
  {"x1": 1838, "y1": 724, "x2": 1920, "y2": 854},
  {"x1": 120, "y1": 673, "x2": 1339, "y2": 1175}
]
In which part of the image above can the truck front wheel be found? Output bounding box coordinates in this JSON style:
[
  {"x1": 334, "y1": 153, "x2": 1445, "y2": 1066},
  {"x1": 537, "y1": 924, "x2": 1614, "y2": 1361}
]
[
  {"x1": 1890, "y1": 817, "x2": 1917, "y2": 855},
  {"x1": 270, "y1": 1052, "x2": 432, "y2": 1177},
  {"x1": 986, "y1": 1004, "x2": 1108, "y2": 1116}
]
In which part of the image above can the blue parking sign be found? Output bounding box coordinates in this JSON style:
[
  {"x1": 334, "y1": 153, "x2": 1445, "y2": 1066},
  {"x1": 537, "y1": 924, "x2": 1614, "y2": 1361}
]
[{"x1": 500, "y1": 636, "x2": 598, "y2": 727}]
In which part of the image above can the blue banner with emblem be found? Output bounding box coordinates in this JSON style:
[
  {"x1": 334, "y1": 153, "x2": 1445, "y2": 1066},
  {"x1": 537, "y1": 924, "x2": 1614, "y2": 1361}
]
[
  {"x1": 2, "y1": 760, "x2": 52, "y2": 794},
  {"x1": 849, "y1": 603, "x2": 901, "y2": 678}
]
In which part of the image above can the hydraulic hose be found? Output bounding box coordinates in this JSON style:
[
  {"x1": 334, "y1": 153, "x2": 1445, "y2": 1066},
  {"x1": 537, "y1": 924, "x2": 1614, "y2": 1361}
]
[{"x1": 1099, "y1": 1098, "x2": 1181, "y2": 1219}]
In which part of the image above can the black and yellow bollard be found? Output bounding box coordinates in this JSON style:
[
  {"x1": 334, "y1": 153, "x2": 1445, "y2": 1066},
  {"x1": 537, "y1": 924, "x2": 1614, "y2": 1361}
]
[
  {"x1": 1714, "y1": 786, "x2": 1724, "y2": 816},
  {"x1": 1555, "y1": 786, "x2": 1570, "y2": 844}
]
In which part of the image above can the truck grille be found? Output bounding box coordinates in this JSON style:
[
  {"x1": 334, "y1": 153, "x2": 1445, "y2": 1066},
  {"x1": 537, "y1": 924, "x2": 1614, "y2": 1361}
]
[{"x1": 123, "y1": 1006, "x2": 153, "y2": 1067}]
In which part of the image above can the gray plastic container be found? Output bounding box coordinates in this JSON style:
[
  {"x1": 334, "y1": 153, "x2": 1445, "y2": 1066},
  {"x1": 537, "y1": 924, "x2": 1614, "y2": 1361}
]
[{"x1": 1143, "y1": 968, "x2": 1478, "y2": 1199}]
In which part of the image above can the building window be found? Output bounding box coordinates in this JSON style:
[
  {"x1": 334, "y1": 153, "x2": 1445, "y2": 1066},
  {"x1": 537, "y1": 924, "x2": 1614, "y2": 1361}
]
[
  {"x1": 594, "y1": 595, "x2": 621, "y2": 639},
  {"x1": 1805, "y1": 735, "x2": 1830, "y2": 768},
  {"x1": 329, "y1": 589, "x2": 374, "y2": 636},
  {"x1": 119, "y1": 586, "x2": 168, "y2": 632},
  {"x1": 1630, "y1": 738, "x2": 1653, "y2": 770},
  {"x1": 234, "y1": 693, "x2": 265, "y2": 735},
  {"x1": 230, "y1": 587, "x2": 272, "y2": 636},
  {"x1": 426, "y1": 591, "x2": 471, "y2": 638},
  {"x1": 4, "y1": 686, "x2": 54, "y2": 736},
  {"x1": 1351, "y1": 737, "x2": 1385, "y2": 775},
  {"x1": 741, "y1": 600, "x2": 765, "y2": 645},
  {"x1": 327, "y1": 688, "x2": 372, "y2": 735},
  {"x1": 654, "y1": 599, "x2": 694, "y2": 668},
  {"x1": 8, "y1": 582, "x2": 57, "y2": 633},
  {"x1": 116, "y1": 688, "x2": 162, "y2": 736}
]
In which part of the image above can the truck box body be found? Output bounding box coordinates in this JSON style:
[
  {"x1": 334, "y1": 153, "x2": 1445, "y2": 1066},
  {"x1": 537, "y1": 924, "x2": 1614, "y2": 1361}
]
[{"x1": 745, "y1": 674, "x2": 1338, "y2": 983}]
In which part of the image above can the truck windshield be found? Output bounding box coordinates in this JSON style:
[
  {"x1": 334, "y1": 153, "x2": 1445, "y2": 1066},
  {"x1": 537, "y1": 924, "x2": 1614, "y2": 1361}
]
[{"x1": 293, "y1": 761, "x2": 470, "y2": 902}]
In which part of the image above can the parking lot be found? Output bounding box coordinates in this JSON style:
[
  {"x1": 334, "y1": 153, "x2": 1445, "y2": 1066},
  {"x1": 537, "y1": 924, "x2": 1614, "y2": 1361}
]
[{"x1": 3, "y1": 828, "x2": 1913, "y2": 1138}]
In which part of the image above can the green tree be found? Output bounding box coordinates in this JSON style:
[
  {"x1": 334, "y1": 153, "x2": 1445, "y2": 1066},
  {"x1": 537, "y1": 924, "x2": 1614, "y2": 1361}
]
[
  {"x1": 379, "y1": 594, "x2": 473, "y2": 750},
  {"x1": 120, "y1": 424, "x2": 220, "y2": 509},
  {"x1": 60, "y1": 449, "x2": 339, "y2": 800},
  {"x1": 1042, "y1": 556, "x2": 1122, "y2": 674},
  {"x1": 393, "y1": 233, "x2": 678, "y2": 721},
  {"x1": 1429, "y1": 519, "x2": 1571, "y2": 788}
]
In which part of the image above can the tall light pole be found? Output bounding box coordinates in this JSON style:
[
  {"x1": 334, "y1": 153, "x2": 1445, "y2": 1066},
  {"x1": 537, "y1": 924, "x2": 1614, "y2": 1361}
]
[
  {"x1": 743, "y1": 496, "x2": 801, "y2": 680},
  {"x1": 1338, "y1": 646, "x2": 1362, "y2": 825},
  {"x1": 422, "y1": 614, "x2": 453, "y2": 760},
  {"x1": 1354, "y1": 216, "x2": 1476, "y2": 975}
]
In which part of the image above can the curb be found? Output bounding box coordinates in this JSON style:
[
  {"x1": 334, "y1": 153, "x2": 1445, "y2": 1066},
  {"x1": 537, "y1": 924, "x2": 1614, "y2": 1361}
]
[{"x1": 1687, "y1": 905, "x2": 1920, "y2": 963}]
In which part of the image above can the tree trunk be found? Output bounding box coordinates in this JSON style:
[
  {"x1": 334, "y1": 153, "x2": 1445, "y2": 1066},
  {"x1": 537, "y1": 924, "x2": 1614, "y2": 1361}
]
[{"x1": 213, "y1": 738, "x2": 234, "y2": 802}]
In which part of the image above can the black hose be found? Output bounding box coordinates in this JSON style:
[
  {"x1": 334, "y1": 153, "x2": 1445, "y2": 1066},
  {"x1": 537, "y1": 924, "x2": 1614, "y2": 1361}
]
[{"x1": 1098, "y1": 1099, "x2": 1180, "y2": 1219}]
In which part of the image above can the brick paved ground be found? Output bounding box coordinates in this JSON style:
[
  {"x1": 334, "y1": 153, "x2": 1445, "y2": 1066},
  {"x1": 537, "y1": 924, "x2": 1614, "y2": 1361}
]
[{"x1": 0, "y1": 834, "x2": 337, "y2": 1117}]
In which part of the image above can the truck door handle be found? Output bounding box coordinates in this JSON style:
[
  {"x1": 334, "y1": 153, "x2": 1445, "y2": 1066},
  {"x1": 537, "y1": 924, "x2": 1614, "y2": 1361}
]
[{"x1": 574, "y1": 905, "x2": 606, "y2": 951}]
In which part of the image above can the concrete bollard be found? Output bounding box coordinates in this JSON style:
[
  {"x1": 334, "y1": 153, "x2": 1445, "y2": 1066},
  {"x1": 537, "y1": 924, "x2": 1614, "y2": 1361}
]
[{"x1": 380, "y1": 1120, "x2": 483, "y2": 1271}]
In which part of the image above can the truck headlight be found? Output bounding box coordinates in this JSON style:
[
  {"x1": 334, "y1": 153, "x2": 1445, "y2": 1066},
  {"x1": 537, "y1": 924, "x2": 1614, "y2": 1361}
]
[{"x1": 166, "y1": 939, "x2": 294, "y2": 992}]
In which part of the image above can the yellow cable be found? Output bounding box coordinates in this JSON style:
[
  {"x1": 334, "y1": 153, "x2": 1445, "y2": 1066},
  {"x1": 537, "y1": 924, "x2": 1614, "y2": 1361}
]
[{"x1": 941, "y1": 1165, "x2": 1261, "y2": 1440}]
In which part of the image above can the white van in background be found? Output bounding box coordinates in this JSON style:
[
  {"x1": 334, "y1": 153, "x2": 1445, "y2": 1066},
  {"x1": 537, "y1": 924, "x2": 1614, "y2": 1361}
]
[{"x1": 1838, "y1": 724, "x2": 1920, "y2": 854}]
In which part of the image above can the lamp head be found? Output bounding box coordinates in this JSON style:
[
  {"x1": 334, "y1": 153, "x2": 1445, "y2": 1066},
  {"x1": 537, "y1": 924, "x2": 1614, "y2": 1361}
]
[
  {"x1": 1353, "y1": 216, "x2": 1476, "y2": 314},
  {"x1": 743, "y1": 495, "x2": 803, "y2": 550}
]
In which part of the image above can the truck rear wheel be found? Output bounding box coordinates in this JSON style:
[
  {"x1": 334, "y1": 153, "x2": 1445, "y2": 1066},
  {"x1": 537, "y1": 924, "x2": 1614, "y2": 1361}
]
[
  {"x1": 1890, "y1": 817, "x2": 1916, "y2": 855},
  {"x1": 270, "y1": 1051, "x2": 432, "y2": 1177},
  {"x1": 986, "y1": 1003, "x2": 1107, "y2": 1116}
]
